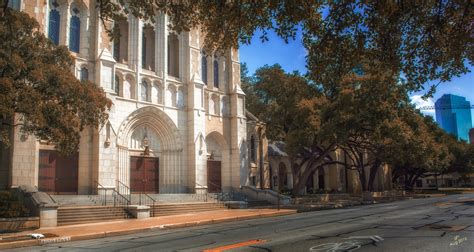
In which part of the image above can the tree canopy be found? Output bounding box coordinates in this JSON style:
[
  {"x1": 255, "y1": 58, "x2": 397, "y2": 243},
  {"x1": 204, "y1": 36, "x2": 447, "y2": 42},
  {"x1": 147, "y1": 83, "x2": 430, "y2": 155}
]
[
  {"x1": 97, "y1": 0, "x2": 472, "y2": 94},
  {"x1": 0, "y1": 8, "x2": 111, "y2": 154}
]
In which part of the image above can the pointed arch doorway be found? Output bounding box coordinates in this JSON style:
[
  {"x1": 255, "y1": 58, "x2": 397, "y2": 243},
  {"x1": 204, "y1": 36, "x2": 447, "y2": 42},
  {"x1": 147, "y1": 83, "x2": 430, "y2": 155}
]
[
  {"x1": 205, "y1": 131, "x2": 230, "y2": 193},
  {"x1": 128, "y1": 124, "x2": 160, "y2": 193}
]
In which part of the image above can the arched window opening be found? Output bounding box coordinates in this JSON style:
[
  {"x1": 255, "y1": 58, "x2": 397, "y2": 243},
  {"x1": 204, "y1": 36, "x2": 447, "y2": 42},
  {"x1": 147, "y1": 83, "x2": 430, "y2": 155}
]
[
  {"x1": 142, "y1": 25, "x2": 155, "y2": 71},
  {"x1": 69, "y1": 8, "x2": 81, "y2": 53},
  {"x1": 48, "y1": 2, "x2": 60, "y2": 45},
  {"x1": 201, "y1": 52, "x2": 208, "y2": 84},
  {"x1": 114, "y1": 74, "x2": 120, "y2": 95},
  {"x1": 113, "y1": 20, "x2": 129, "y2": 63},
  {"x1": 213, "y1": 58, "x2": 219, "y2": 88},
  {"x1": 250, "y1": 135, "x2": 256, "y2": 162},
  {"x1": 80, "y1": 67, "x2": 88, "y2": 82},
  {"x1": 141, "y1": 81, "x2": 149, "y2": 102},
  {"x1": 167, "y1": 33, "x2": 179, "y2": 77}
]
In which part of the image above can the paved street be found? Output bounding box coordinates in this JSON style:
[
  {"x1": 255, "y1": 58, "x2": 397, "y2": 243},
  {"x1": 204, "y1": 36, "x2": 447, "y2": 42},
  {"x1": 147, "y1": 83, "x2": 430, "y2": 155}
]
[{"x1": 11, "y1": 194, "x2": 474, "y2": 252}]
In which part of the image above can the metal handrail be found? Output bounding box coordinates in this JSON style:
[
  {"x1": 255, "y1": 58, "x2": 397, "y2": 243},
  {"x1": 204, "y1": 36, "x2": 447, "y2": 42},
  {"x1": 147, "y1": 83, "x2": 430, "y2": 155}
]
[
  {"x1": 140, "y1": 193, "x2": 156, "y2": 217},
  {"x1": 241, "y1": 186, "x2": 285, "y2": 210},
  {"x1": 116, "y1": 180, "x2": 131, "y2": 203},
  {"x1": 94, "y1": 180, "x2": 109, "y2": 206},
  {"x1": 112, "y1": 189, "x2": 131, "y2": 209},
  {"x1": 206, "y1": 180, "x2": 234, "y2": 206},
  {"x1": 190, "y1": 181, "x2": 234, "y2": 207},
  {"x1": 190, "y1": 181, "x2": 209, "y2": 202}
]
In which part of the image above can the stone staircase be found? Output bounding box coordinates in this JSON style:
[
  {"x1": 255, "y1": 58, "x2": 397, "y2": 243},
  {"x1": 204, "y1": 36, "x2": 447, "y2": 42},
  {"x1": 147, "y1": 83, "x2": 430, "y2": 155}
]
[
  {"x1": 51, "y1": 195, "x2": 131, "y2": 226},
  {"x1": 50, "y1": 194, "x2": 228, "y2": 224},
  {"x1": 57, "y1": 206, "x2": 130, "y2": 226},
  {"x1": 150, "y1": 202, "x2": 226, "y2": 217}
]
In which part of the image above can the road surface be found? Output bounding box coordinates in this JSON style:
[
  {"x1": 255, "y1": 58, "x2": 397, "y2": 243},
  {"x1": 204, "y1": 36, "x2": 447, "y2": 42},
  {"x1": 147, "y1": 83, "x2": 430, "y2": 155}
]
[{"x1": 11, "y1": 194, "x2": 474, "y2": 251}]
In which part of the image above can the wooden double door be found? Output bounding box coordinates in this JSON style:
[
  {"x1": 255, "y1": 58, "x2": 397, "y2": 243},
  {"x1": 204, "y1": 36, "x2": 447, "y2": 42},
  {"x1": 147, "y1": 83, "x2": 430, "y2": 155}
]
[
  {"x1": 207, "y1": 160, "x2": 222, "y2": 193},
  {"x1": 130, "y1": 156, "x2": 159, "y2": 193},
  {"x1": 38, "y1": 150, "x2": 78, "y2": 194}
]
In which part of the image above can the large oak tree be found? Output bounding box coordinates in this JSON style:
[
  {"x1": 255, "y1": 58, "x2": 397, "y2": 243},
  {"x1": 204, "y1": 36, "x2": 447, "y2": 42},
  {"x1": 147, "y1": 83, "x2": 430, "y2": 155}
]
[{"x1": 0, "y1": 7, "x2": 111, "y2": 154}]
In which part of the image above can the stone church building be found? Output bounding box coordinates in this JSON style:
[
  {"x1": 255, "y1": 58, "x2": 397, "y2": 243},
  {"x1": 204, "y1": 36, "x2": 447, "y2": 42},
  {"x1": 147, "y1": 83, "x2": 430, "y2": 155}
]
[
  {"x1": 0, "y1": 0, "x2": 260, "y2": 196},
  {"x1": 1, "y1": 0, "x2": 393, "y2": 198}
]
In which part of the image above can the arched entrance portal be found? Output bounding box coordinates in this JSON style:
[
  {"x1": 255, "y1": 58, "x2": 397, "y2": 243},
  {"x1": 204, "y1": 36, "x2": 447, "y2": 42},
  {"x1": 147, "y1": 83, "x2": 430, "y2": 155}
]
[
  {"x1": 205, "y1": 132, "x2": 229, "y2": 192},
  {"x1": 116, "y1": 106, "x2": 183, "y2": 194},
  {"x1": 129, "y1": 125, "x2": 161, "y2": 193}
]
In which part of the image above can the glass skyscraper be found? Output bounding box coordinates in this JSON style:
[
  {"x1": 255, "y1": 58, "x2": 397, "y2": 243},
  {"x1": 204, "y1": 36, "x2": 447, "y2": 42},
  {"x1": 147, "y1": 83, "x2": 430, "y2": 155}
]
[{"x1": 435, "y1": 94, "x2": 472, "y2": 143}]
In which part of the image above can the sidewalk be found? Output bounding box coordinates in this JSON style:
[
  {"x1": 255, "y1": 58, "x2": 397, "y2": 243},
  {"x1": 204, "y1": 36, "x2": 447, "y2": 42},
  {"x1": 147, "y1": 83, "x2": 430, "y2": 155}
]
[{"x1": 0, "y1": 208, "x2": 295, "y2": 250}]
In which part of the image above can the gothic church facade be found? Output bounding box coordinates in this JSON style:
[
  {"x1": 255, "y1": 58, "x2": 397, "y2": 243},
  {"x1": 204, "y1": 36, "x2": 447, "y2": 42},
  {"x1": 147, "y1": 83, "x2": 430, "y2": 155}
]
[{"x1": 1, "y1": 0, "x2": 254, "y2": 195}]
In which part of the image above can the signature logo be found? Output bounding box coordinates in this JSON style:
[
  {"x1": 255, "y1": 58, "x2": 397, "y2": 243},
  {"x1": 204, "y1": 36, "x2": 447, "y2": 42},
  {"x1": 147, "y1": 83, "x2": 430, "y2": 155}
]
[{"x1": 450, "y1": 235, "x2": 467, "y2": 246}]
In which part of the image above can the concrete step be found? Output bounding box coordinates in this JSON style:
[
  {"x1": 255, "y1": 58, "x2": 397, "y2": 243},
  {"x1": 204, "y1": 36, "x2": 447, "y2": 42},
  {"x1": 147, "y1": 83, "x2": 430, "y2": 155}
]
[
  {"x1": 57, "y1": 206, "x2": 130, "y2": 226},
  {"x1": 149, "y1": 202, "x2": 226, "y2": 217}
]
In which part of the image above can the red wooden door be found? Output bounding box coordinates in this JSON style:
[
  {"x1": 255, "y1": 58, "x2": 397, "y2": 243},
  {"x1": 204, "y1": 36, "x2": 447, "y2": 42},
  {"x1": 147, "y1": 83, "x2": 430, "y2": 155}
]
[
  {"x1": 39, "y1": 150, "x2": 56, "y2": 192},
  {"x1": 144, "y1": 158, "x2": 159, "y2": 193},
  {"x1": 130, "y1": 156, "x2": 144, "y2": 193},
  {"x1": 55, "y1": 153, "x2": 78, "y2": 194},
  {"x1": 207, "y1": 161, "x2": 222, "y2": 193},
  {"x1": 38, "y1": 150, "x2": 78, "y2": 194},
  {"x1": 130, "y1": 156, "x2": 159, "y2": 193}
]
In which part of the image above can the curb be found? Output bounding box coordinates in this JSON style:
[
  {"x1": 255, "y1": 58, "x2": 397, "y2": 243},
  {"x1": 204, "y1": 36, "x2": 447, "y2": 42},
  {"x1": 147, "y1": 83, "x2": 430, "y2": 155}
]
[{"x1": 0, "y1": 210, "x2": 295, "y2": 250}]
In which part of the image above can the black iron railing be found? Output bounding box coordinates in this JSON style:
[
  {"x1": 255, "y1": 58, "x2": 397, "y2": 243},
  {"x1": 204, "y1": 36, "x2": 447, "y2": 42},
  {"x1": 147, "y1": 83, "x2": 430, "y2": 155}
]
[
  {"x1": 94, "y1": 180, "x2": 131, "y2": 209},
  {"x1": 139, "y1": 193, "x2": 156, "y2": 217},
  {"x1": 116, "y1": 180, "x2": 131, "y2": 203}
]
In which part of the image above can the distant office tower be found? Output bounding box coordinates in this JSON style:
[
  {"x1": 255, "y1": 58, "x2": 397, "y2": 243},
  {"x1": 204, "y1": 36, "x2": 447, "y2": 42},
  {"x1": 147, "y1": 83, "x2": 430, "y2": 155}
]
[
  {"x1": 435, "y1": 94, "x2": 472, "y2": 142},
  {"x1": 470, "y1": 128, "x2": 474, "y2": 144}
]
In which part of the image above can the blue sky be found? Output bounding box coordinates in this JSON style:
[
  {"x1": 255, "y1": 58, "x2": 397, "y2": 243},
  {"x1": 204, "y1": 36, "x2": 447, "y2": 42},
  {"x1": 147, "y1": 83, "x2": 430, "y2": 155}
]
[{"x1": 239, "y1": 29, "x2": 474, "y2": 127}]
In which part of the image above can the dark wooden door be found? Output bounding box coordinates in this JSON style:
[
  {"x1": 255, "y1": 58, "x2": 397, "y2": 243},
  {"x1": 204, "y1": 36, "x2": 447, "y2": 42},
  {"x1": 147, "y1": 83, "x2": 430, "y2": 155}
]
[
  {"x1": 39, "y1": 150, "x2": 56, "y2": 192},
  {"x1": 207, "y1": 160, "x2": 221, "y2": 193},
  {"x1": 144, "y1": 157, "x2": 159, "y2": 193},
  {"x1": 55, "y1": 153, "x2": 78, "y2": 194},
  {"x1": 130, "y1": 156, "x2": 159, "y2": 193},
  {"x1": 38, "y1": 150, "x2": 78, "y2": 194},
  {"x1": 130, "y1": 156, "x2": 144, "y2": 192}
]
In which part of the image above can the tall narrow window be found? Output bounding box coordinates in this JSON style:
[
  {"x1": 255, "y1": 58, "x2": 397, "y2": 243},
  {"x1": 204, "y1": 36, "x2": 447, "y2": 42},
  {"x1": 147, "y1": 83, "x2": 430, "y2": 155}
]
[
  {"x1": 69, "y1": 8, "x2": 81, "y2": 53},
  {"x1": 201, "y1": 52, "x2": 208, "y2": 84},
  {"x1": 114, "y1": 20, "x2": 129, "y2": 63},
  {"x1": 141, "y1": 29, "x2": 146, "y2": 68},
  {"x1": 113, "y1": 26, "x2": 120, "y2": 61},
  {"x1": 141, "y1": 81, "x2": 149, "y2": 102},
  {"x1": 114, "y1": 75, "x2": 120, "y2": 95},
  {"x1": 213, "y1": 59, "x2": 219, "y2": 88},
  {"x1": 167, "y1": 33, "x2": 179, "y2": 77},
  {"x1": 48, "y1": 4, "x2": 60, "y2": 45},
  {"x1": 80, "y1": 67, "x2": 88, "y2": 82}
]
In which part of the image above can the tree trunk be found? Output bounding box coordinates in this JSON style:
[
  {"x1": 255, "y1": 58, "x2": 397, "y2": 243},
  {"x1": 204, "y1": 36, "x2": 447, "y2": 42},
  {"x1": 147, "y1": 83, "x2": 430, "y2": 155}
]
[{"x1": 367, "y1": 159, "x2": 381, "y2": 192}]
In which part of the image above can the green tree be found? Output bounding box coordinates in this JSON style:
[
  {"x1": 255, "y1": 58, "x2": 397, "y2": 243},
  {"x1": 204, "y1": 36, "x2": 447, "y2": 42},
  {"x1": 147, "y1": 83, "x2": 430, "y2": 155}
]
[
  {"x1": 388, "y1": 111, "x2": 452, "y2": 191},
  {"x1": 244, "y1": 65, "x2": 339, "y2": 195},
  {"x1": 95, "y1": 1, "x2": 472, "y2": 94},
  {"x1": 0, "y1": 8, "x2": 111, "y2": 154}
]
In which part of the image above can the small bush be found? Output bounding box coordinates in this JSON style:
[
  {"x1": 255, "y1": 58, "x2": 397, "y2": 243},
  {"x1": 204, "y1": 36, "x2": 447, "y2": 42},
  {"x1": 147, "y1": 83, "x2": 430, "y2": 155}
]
[{"x1": 0, "y1": 191, "x2": 29, "y2": 218}]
